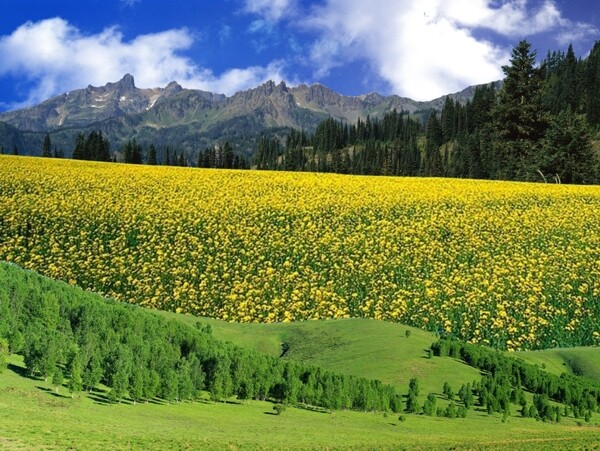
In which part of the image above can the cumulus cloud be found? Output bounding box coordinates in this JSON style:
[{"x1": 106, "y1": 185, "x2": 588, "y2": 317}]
[
  {"x1": 301, "y1": 0, "x2": 597, "y2": 100},
  {"x1": 0, "y1": 18, "x2": 286, "y2": 108}
]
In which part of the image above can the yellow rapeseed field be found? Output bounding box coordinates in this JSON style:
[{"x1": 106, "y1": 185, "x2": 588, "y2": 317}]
[{"x1": 1, "y1": 155, "x2": 599, "y2": 350}]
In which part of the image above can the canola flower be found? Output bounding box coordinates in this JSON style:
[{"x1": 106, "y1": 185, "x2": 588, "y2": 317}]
[{"x1": 1, "y1": 155, "x2": 599, "y2": 350}]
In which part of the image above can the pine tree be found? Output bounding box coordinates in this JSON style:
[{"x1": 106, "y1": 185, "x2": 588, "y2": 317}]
[
  {"x1": 72, "y1": 133, "x2": 85, "y2": 160},
  {"x1": 131, "y1": 139, "x2": 142, "y2": 164},
  {"x1": 494, "y1": 40, "x2": 548, "y2": 179},
  {"x1": 540, "y1": 108, "x2": 597, "y2": 184},
  {"x1": 147, "y1": 144, "x2": 157, "y2": 165},
  {"x1": 42, "y1": 133, "x2": 52, "y2": 157}
]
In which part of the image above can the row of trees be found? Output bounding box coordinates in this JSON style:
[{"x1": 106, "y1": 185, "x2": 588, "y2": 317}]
[
  {"x1": 37, "y1": 131, "x2": 250, "y2": 169},
  {"x1": 254, "y1": 40, "x2": 600, "y2": 184},
  {"x1": 431, "y1": 337, "x2": 600, "y2": 422},
  {"x1": 0, "y1": 263, "x2": 401, "y2": 411}
]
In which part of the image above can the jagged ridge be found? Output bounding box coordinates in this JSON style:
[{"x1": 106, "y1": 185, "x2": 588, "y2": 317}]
[{"x1": 0, "y1": 75, "x2": 498, "y2": 155}]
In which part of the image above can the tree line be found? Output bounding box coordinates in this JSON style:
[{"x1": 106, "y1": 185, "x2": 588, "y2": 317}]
[
  {"x1": 431, "y1": 337, "x2": 600, "y2": 422},
  {"x1": 254, "y1": 40, "x2": 600, "y2": 184},
  {"x1": 0, "y1": 263, "x2": 401, "y2": 412},
  {"x1": 36, "y1": 131, "x2": 249, "y2": 169}
]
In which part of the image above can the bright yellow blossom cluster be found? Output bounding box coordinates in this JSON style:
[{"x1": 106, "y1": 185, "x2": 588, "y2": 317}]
[{"x1": 1, "y1": 155, "x2": 599, "y2": 350}]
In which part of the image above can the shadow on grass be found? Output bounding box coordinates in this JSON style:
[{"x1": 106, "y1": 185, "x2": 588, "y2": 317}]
[
  {"x1": 294, "y1": 404, "x2": 332, "y2": 414},
  {"x1": 88, "y1": 393, "x2": 113, "y2": 405},
  {"x1": 35, "y1": 385, "x2": 70, "y2": 399},
  {"x1": 7, "y1": 363, "x2": 40, "y2": 381},
  {"x1": 264, "y1": 411, "x2": 278, "y2": 415}
]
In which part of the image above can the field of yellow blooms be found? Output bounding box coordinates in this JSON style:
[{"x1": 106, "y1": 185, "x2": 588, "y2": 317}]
[{"x1": 1, "y1": 155, "x2": 599, "y2": 350}]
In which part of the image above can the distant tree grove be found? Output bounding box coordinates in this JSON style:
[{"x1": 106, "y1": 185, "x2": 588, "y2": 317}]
[{"x1": 431, "y1": 337, "x2": 600, "y2": 422}]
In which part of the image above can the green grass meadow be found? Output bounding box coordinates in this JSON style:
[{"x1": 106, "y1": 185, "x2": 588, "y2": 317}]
[
  {"x1": 3, "y1": 306, "x2": 599, "y2": 450},
  {"x1": 2, "y1": 355, "x2": 600, "y2": 450}
]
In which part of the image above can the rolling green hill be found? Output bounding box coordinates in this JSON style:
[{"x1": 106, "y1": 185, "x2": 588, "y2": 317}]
[
  {"x1": 2, "y1": 264, "x2": 600, "y2": 449},
  {"x1": 156, "y1": 312, "x2": 483, "y2": 396},
  {"x1": 2, "y1": 353, "x2": 600, "y2": 450},
  {"x1": 514, "y1": 347, "x2": 600, "y2": 383}
]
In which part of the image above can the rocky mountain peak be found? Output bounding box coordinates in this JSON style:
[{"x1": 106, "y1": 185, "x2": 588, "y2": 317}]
[
  {"x1": 163, "y1": 81, "x2": 183, "y2": 96},
  {"x1": 117, "y1": 74, "x2": 136, "y2": 92}
]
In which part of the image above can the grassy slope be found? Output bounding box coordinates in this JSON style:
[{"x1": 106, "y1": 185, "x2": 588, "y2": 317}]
[
  {"x1": 514, "y1": 347, "x2": 600, "y2": 382},
  {"x1": 2, "y1": 267, "x2": 600, "y2": 448},
  {"x1": 158, "y1": 311, "x2": 600, "y2": 394},
  {"x1": 2, "y1": 355, "x2": 600, "y2": 451},
  {"x1": 157, "y1": 312, "x2": 484, "y2": 395}
]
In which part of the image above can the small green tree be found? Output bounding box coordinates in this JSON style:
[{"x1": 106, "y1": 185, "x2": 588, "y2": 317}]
[
  {"x1": 529, "y1": 404, "x2": 539, "y2": 420},
  {"x1": 273, "y1": 403, "x2": 286, "y2": 415},
  {"x1": 52, "y1": 366, "x2": 64, "y2": 393},
  {"x1": 443, "y1": 382, "x2": 454, "y2": 400},
  {"x1": 422, "y1": 393, "x2": 437, "y2": 416},
  {"x1": 408, "y1": 377, "x2": 419, "y2": 397},
  {"x1": 67, "y1": 357, "x2": 83, "y2": 399},
  {"x1": 129, "y1": 366, "x2": 145, "y2": 405},
  {"x1": 445, "y1": 402, "x2": 457, "y2": 418},
  {"x1": 405, "y1": 391, "x2": 419, "y2": 413}
]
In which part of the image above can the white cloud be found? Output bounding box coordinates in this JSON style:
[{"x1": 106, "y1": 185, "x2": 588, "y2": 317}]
[
  {"x1": 556, "y1": 22, "x2": 599, "y2": 47},
  {"x1": 300, "y1": 0, "x2": 597, "y2": 100},
  {"x1": 242, "y1": 0, "x2": 297, "y2": 21},
  {"x1": 438, "y1": 0, "x2": 564, "y2": 35},
  {"x1": 0, "y1": 18, "x2": 286, "y2": 108}
]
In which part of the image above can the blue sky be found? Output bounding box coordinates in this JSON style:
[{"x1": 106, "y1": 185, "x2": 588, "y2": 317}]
[{"x1": 0, "y1": 0, "x2": 599, "y2": 111}]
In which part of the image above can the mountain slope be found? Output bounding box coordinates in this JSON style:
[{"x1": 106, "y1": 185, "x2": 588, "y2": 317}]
[{"x1": 0, "y1": 75, "x2": 498, "y2": 156}]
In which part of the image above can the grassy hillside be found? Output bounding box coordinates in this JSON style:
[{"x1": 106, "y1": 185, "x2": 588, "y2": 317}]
[
  {"x1": 515, "y1": 347, "x2": 600, "y2": 382},
  {"x1": 3, "y1": 354, "x2": 600, "y2": 450},
  {"x1": 157, "y1": 311, "x2": 482, "y2": 396},
  {"x1": 1, "y1": 265, "x2": 600, "y2": 449}
]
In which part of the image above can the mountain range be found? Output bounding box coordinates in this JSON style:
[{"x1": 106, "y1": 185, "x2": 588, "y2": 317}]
[{"x1": 0, "y1": 74, "x2": 498, "y2": 157}]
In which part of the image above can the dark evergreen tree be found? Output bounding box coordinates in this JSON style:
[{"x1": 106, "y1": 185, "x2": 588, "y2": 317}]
[
  {"x1": 494, "y1": 40, "x2": 548, "y2": 180},
  {"x1": 540, "y1": 108, "x2": 597, "y2": 184},
  {"x1": 147, "y1": 144, "x2": 157, "y2": 165},
  {"x1": 42, "y1": 133, "x2": 52, "y2": 157}
]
